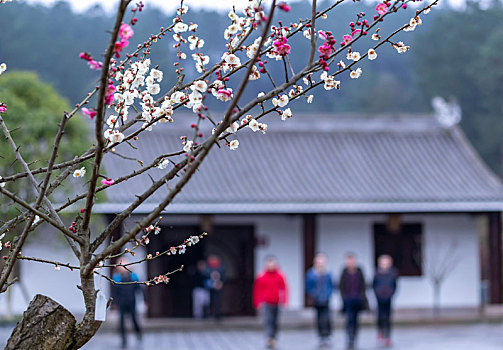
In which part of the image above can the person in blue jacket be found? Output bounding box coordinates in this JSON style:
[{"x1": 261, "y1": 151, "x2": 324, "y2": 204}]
[
  {"x1": 112, "y1": 265, "x2": 143, "y2": 349},
  {"x1": 306, "y1": 252, "x2": 334, "y2": 348}
]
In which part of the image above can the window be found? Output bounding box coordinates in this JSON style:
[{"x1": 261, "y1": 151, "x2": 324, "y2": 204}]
[{"x1": 373, "y1": 223, "x2": 423, "y2": 276}]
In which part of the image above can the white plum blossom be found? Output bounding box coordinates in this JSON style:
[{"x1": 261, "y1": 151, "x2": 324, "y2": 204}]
[
  {"x1": 173, "y1": 22, "x2": 189, "y2": 33},
  {"x1": 246, "y1": 44, "x2": 259, "y2": 59},
  {"x1": 272, "y1": 94, "x2": 289, "y2": 108},
  {"x1": 0, "y1": 176, "x2": 5, "y2": 188},
  {"x1": 222, "y1": 53, "x2": 241, "y2": 71},
  {"x1": 158, "y1": 159, "x2": 170, "y2": 170},
  {"x1": 372, "y1": 33, "x2": 380, "y2": 41},
  {"x1": 226, "y1": 121, "x2": 239, "y2": 134},
  {"x1": 368, "y1": 49, "x2": 377, "y2": 60},
  {"x1": 249, "y1": 65, "x2": 261, "y2": 80},
  {"x1": 248, "y1": 119, "x2": 260, "y2": 132},
  {"x1": 321, "y1": 72, "x2": 340, "y2": 90},
  {"x1": 170, "y1": 91, "x2": 187, "y2": 104},
  {"x1": 281, "y1": 108, "x2": 293, "y2": 120},
  {"x1": 0, "y1": 63, "x2": 6, "y2": 75},
  {"x1": 183, "y1": 140, "x2": 193, "y2": 153},
  {"x1": 186, "y1": 91, "x2": 203, "y2": 112},
  {"x1": 108, "y1": 130, "x2": 125, "y2": 143},
  {"x1": 191, "y1": 80, "x2": 208, "y2": 93},
  {"x1": 177, "y1": 4, "x2": 188, "y2": 15},
  {"x1": 188, "y1": 235, "x2": 200, "y2": 246},
  {"x1": 348, "y1": 51, "x2": 361, "y2": 61},
  {"x1": 404, "y1": 16, "x2": 422, "y2": 32},
  {"x1": 192, "y1": 54, "x2": 210, "y2": 73},
  {"x1": 306, "y1": 95, "x2": 314, "y2": 103},
  {"x1": 73, "y1": 167, "x2": 86, "y2": 178},
  {"x1": 393, "y1": 41, "x2": 410, "y2": 53},
  {"x1": 147, "y1": 83, "x2": 161, "y2": 95},
  {"x1": 227, "y1": 23, "x2": 241, "y2": 35},
  {"x1": 228, "y1": 10, "x2": 238, "y2": 20},
  {"x1": 229, "y1": 139, "x2": 239, "y2": 150},
  {"x1": 123, "y1": 91, "x2": 136, "y2": 105},
  {"x1": 149, "y1": 69, "x2": 163, "y2": 82},
  {"x1": 106, "y1": 115, "x2": 118, "y2": 128},
  {"x1": 350, "y1": 67, "x2": 363, "y2": 79}
]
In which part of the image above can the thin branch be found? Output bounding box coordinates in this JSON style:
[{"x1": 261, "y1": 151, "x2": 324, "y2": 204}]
[
  {"x1": 81, "y1": 0, "x2": 131, "y2": 236},
  {"x1": 308, "y1": 0, "x2": 317, "y2": 66}
]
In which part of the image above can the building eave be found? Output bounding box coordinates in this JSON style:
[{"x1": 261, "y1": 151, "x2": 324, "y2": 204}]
[{"x1": 91, "y1": 201, "x2": 503, "y2": 215}]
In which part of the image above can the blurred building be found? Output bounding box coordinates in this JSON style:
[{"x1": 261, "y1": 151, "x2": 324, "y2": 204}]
[{"x1": 4, "y1": 114, "x2": 503, "y2": 317}]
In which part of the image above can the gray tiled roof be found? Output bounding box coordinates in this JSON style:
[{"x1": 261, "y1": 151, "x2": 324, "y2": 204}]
[{"x1": 97, "y1": 114, "x2": 503, "y2": 214}]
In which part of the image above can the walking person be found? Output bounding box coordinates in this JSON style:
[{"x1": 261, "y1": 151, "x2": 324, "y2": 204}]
[
  {"x1": 207, "y1": 254, "x2": 225, "y2": 320},
  {"x1": 373, "y1": 255, "x2": 398, "y2": 348},
  {"x1": 192, "y1": 260, "x2": 210, "y2": 319},
  {"x1": 339, "y1": 253, "x2": 368, "y2": 350},
  {"x1": 253, "y1": 256, "x2": 289, "y2": 349},
  {"x1": 306, "y1": 252, "x2": 334, "y2": 348},
  {"x1": 112, "y1": 265, "x2": 143, "y2": 349}
]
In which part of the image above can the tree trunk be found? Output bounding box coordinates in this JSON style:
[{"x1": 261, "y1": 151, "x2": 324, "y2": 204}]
[
  {"x1": 5, "y1": 294, "x2": 76, "y2": 350},
  {"x1": 433, "y1": 280, "x2": 441, "y2": 319}
]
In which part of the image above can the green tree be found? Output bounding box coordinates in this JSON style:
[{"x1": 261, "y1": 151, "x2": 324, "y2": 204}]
[{"x1": 0, "y1": 71, "x2": 90, "y2": 210}]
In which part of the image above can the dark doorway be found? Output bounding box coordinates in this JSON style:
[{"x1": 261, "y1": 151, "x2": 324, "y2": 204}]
[
  {"x1": 374, "y1": 223, "x2": 423, "y2": 276},
  {"x1": 146, "y1": 224, "x2": 255, "y2": 318}
]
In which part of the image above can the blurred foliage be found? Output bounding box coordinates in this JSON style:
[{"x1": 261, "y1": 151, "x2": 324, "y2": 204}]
[
  {"x1": 0, "y1": 71, "x2": 89, "y2": 173},
  {"x1": 0, "y1": 0, "x2": 501, "y2": 174},
  {"x1": 0, "y1": 71, "x2": 90, "y2": 224},
  {"x1": 414, "y1": 1, "x2": 503, "y2": 174}
]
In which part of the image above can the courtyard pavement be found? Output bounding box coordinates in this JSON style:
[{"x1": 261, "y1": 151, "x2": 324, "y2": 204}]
[{"x1": 1, "y1": 322, "x2": 502, "y2": 349}]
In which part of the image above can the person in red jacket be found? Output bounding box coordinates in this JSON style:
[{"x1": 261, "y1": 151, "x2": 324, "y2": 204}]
[{"x1": 253, "y1": 256, "x2": 289, "y2": 349}]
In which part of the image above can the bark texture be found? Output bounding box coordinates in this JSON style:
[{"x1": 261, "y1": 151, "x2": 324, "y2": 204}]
[{"x1": 5, "y1": 294, "x2": 76, "y2": 350}]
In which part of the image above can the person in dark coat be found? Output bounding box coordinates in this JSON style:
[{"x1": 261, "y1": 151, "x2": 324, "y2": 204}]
[
  {"x1": 306, "y1": 252, "x2": 334, "y2": 347},
  {"x1": 373, "y1": 255, "x2": 398, "y2": 348},
  {"x1": 192, "y1": 260, "x2": 210, "y2": 319},
  {"x1": 339, "y1": 253, "x2": 368, "y2": 350},
  {"x1": 112, "y1": 266, "x2": 143, "y2": 349},
  {"x1": 207, "y1": 254, "x2": 225, "y2": 320}
]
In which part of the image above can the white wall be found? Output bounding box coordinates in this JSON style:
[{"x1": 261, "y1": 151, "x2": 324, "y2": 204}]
[
  {"x1": 0, "y1": 236, "x2": 85, "y2": 316},
  {"x1": 317, "y1": 214, "x2": 481, "y2": 310}
]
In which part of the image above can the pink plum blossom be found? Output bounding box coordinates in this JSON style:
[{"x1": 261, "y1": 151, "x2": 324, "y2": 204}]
[
  {"x1": 119, "y1": 23, "x2": 134, "y2": 40},
  {"x1": 0, "y1": 103, "x2": 6, "y2": 113},
  {"x1": 376, "y1": 2, "x2": 388, "y2": 15},
  {"x1": 101, "y1": 178, "x2": 115, "y2": 186},
  {"x1": 81, "y1": 107, "x2": 97, "y2": 119},
  {"x1": 318, "y1": 30, "x2": 328, "y2": 40},
  {"x1": 273, "y1": 37, "x2": 291, "y2": 56},
  {"x1": 88, "y1": 60, "x2": 102, "y2": 70},
  {"x1": 278, "y1": 2, "x2": 291, "y2": 12},
  {"x1": 342, "y1": 34, "x2": 353, "y2": 45},
  {"x1": 104, "y1": 83, "x2": 116, "y2": 105},
  {"x1": 318, "y1": 43, "x2": 332, "y2": 57},
  {"x1": 113, "y1": 39, "x2": 129, "y2": 58}
]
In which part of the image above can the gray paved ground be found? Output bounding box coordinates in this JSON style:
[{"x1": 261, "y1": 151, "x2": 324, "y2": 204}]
[{"x1": 2, "y1": 323, "x2": 503, "y2": 349}]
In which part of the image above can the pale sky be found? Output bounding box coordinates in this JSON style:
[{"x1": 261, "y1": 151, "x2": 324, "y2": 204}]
[{"x1": 24, "y1": 0, "x2": 466, "y2": 13}]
